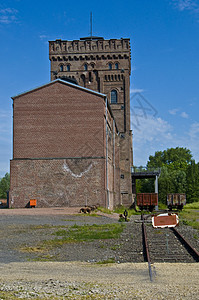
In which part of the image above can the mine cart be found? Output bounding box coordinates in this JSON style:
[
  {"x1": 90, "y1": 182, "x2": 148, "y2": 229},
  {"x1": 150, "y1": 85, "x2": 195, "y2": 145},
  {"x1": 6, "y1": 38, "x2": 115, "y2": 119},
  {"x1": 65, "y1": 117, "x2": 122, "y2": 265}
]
[
  {"x1": 136, "y1": 193, "x2": 158, "y2": 212},
  {"x1": 167, "y1": 193, "x2": 186, "y2": 210}
]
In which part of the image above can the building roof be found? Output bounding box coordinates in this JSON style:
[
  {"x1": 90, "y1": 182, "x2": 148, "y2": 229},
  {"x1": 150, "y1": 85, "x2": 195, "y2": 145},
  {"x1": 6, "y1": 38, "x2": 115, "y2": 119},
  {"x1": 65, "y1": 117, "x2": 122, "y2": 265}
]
[
  {"x1": 11, "y1": 79, "x2": 118, "y2": 132},
  {"x1": 12, "y1": 78, "x2": 106, "y2": 100}
]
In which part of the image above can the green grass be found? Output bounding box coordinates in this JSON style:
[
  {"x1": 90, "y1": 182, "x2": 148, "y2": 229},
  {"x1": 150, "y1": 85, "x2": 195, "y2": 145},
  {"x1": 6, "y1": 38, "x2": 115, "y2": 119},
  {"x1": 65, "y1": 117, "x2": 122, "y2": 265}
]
[
  {"x1": 110, "y1": 245, "x2": 120, "y2": 250},
  {"x1": 113, "y1": 205, "x2": 140, "y2": 216},
  {"x1": 95, "y1": 258, "x2": 116, "y2": 264},
  {"x1": 73, "y1": 213, "x2": 100, "y2": 217},
  {"x1": 21, "y1": 223, "x2": 126, "y2": 254},
  {"x1": 97, "y1": 207, "x2": 112, "y2": 214},
  {"x1": 158, "y1": 202, "x2": 167, "y2": 210},
  {"x1": 54, "y1": 223, "x2": 125, "y2": 242},
  {"x1": 184, "y1": 202, "x2": 199, "y2": 209},
  {"x1": 179, "y1": 202, "x2": 199, "y2": 231}
]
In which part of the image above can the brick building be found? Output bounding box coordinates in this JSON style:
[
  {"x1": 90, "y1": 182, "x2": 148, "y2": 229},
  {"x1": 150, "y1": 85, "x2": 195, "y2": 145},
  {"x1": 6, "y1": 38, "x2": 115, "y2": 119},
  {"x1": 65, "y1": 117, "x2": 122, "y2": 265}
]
[
  {"x1": 10, "y1": 79, "x2": 120, "y2": 208},
  {"x1": 49, "y1": 37, "x2": 133, "y2": 205},
  {"x1": 10, "y1": 36, "x2": 133, "y2": 208}
]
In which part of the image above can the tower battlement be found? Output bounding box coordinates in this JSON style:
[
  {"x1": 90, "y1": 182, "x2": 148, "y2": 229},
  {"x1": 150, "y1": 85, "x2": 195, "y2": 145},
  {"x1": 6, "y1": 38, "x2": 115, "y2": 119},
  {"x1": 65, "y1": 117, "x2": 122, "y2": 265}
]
[{"x1": 49, "y1": 38, "x2": 131, "y2": 55}]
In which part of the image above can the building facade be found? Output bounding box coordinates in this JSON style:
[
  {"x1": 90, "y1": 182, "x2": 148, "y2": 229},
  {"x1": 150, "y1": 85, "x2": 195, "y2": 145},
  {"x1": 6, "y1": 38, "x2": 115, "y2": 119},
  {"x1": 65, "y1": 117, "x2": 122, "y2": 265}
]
[
  {"x1": 10, "y1": 80, "x2": 120, "y2": 208},
  {"x1": 49, "y1": 37, "x2": 133, "y2": 205}
]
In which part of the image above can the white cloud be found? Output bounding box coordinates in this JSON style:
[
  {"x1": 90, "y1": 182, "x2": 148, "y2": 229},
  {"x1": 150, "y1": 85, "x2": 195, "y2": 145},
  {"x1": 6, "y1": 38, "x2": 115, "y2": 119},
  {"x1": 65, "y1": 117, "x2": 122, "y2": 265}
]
[
  {"x1": 131, "y1": 115, "x2": 174, "y2": 166},
  {"x1": 131, "y1": 111, "x2": 199, "y2": 166},
  {"x1": 171, "y1": 0, "x2": 199, "y2": 12},
  {"x1": 188, "y1": 122, "x2": 199, "y2": 138},
  {"x1": 132, "y1": 116, "x2": 173, "y2": 143},
  {"x1": 0, "y1": 8, "x2": 18, "y2": 24},
  {"x1": 130, "y1": 89, "x2": 145, "y2": 94},
  {"x1": 169, "y1": 108, "x2": 189, "y2": 118},
  {"x1": 39, "y1": 35, "x2": 48, "y2": 40},
  {"x1": 169, "y1": 108, "x2": 179, "y2": 115},
  {"x1": 181, "y1": 111, "x2": 189, "y2": 118}
]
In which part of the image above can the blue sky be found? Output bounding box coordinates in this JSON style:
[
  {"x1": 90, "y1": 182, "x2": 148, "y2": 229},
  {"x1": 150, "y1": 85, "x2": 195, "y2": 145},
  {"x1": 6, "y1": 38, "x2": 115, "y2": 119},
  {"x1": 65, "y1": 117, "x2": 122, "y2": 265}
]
[{"x1": 0, "y1": 0, "x2": 199, "y2": 177}]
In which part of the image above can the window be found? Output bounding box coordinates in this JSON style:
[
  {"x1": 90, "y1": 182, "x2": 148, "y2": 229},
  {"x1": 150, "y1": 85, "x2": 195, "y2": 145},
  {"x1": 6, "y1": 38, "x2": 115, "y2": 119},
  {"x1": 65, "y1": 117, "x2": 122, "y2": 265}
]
[
  {"x1": 115, "y1": 63, "x2": 118, "y2": 70},
  {"x1": 81, "y1": 74, "x2": 86, "y2": 87},
  {"x1": 111, "y1": 90, "x2": 117, "y2": 104},
  {"x1": 60, "y1": 65, "x2": 64, "y2": 72},
  {"x1": 67, "y1": 64, "x2": 70, "y2": 71},
  {"x1": 89, "y1": 72, "x2": 92, "y2": 82},
  {"x1": 108, "y1": 63, "x2": 112, "y2": 70},
  {"x1": 84, "y1": 64, "x2": 88, "y2": 71}
]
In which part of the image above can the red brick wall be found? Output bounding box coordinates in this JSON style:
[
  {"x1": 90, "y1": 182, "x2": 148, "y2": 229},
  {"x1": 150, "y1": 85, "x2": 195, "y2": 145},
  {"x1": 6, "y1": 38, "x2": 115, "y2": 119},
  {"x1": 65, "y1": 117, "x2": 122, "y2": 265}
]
[
  {"x1": 10, "y1": 80, "x2": 123, "y2": 208},
  {"x1": 10, "y1": 158, "x2": 106, "y2": 208},
  {"x1": 13, "y1": 81, "x2": 105, "y2": 159}
]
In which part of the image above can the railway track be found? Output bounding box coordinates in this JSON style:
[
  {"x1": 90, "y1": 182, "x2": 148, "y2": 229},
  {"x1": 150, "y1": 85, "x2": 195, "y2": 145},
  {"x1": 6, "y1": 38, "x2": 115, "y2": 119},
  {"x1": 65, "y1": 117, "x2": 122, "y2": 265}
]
[{"x1": 141, "y1": 214, "x2": 199, "y2": 280}]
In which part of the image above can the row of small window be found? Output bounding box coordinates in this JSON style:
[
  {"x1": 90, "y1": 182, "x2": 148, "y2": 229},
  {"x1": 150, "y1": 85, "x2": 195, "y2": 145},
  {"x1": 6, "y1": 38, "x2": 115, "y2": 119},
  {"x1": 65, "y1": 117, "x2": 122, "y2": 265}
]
[
  {"x1": 59, "y1": 62, "x2": 119, "y2": 72},
  {"x1": 105, "y1": 74, "x2": 124, "y2": 81}
]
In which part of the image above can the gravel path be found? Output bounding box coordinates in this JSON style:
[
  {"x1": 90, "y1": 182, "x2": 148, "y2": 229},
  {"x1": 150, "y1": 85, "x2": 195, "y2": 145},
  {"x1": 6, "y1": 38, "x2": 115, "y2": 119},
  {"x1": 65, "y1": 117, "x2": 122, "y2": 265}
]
[
  {"x1": 0, "y1": 208, "x2": 198, "y2": 299},
  {"x1": 0, "y1": 262, "x2": 198, "y2": 299}
]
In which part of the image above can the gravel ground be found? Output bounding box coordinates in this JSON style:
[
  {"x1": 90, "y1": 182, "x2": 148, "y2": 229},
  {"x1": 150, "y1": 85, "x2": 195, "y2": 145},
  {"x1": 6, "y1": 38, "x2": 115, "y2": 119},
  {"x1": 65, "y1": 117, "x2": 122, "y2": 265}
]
[
  {"x1": 0, "y1": 207, "x2": 198, "y2": 299},
  {"x1": 0, "y1": 262, "x2": 198, "y2": 299}
]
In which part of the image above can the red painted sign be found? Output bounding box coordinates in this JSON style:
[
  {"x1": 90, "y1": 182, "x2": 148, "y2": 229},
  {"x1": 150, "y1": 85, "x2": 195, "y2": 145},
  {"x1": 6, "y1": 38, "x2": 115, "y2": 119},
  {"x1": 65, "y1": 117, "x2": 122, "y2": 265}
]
[{"x1": 152, "y1": 213, "x2": 179, "y2": 228}]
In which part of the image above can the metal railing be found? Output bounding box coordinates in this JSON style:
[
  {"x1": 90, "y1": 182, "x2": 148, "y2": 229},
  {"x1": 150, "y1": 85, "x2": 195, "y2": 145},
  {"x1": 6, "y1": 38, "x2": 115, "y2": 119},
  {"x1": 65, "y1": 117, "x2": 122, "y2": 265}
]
[{"x1": 131, "y1": 166, "x2": 161, "y2": 174}]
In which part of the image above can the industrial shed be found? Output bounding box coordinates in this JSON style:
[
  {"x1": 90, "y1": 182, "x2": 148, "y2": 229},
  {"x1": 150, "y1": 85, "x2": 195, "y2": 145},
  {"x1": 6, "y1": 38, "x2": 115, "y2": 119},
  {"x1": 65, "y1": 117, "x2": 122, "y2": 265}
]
[{"x1": 10, "y1": 79, "x2": 120, "y2": 209}]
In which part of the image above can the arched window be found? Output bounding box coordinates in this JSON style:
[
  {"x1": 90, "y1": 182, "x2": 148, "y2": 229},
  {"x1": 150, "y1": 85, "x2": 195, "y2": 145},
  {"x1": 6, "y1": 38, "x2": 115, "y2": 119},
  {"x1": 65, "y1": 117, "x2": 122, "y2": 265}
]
[
  {"x1": 109, "y1": 63, "x2": 112, "y2": 70},
  {"x1": 81, "y1": 74, "x2": 86, "y2": 87},
  {"x1": 67, "y1": 64, "x2": 70, "y2": 71},
  {"x1": 89, "y1": 72, "x2": 92, "y2": 82},
  {"x1": 115, "y1": 63, "x2": 118, "y2": 70},
  {"x1": 60, "y1": 65, "x2": 64, "y2": 72},
  {"x1": 84, "y1": 64, "x2": 88, "y2": 71},
  {"x1": 111, "y1": 90, "x2": 117, "y2": 104}
]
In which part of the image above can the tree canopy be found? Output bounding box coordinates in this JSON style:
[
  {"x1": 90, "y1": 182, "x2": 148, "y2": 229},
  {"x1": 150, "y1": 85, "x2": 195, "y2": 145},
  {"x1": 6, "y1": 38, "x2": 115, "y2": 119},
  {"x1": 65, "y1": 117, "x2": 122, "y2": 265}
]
[
  {"x1": 137, "y1": 147, "x2": 199, "y2": 204},
  {"x1": 147, "y1": 147, "x2": 192, "y2": 170},
  {"x1": 0, "y1": 173, "x2": 10, "y2": 199}
]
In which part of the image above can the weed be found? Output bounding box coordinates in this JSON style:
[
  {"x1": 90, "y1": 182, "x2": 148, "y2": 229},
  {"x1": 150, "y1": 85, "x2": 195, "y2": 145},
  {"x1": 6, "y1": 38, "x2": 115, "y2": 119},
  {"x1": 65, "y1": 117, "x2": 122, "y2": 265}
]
[
  {"x1": 20, "y1": 246, "x2": 46, "y2": 253},
  {"x1": 97, "y1": 207, "x2": 112, "y2": 214},
  {"x1": 96, "y1": 258, "x2": 115, "y2": 264},
  {"x1": 19, "y1": 223, "x2": 126, "y2": 255},
  {"x1": 53, "y1": 223, "x2": 125, "y2": 242},
  {"x1": 110, "y1": 245, "x2": 120, "y2": 251}
]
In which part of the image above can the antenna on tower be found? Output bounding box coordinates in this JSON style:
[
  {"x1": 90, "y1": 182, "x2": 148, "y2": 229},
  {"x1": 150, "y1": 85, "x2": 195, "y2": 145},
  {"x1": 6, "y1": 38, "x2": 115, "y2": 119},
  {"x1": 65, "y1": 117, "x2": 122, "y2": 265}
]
[{"x1": 90, "y1": 12, "x2": 92, "y2": 39}]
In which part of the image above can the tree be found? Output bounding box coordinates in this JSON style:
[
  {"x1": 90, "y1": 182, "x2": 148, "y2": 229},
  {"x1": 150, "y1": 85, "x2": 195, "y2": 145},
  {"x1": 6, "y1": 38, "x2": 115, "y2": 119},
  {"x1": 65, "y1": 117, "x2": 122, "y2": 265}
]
[
  {"x1": 138, "y1": 147, "x2": 195, "y2": 203},
  {"x1": 186, "y1": 161, "x2": 199, "y2": 203},
  {"x1": 147, "y1": 147, "x2": 192, "y2": 170},
  {"x1": 0, "y1": 173, "x2": 10, "y2": 199}
]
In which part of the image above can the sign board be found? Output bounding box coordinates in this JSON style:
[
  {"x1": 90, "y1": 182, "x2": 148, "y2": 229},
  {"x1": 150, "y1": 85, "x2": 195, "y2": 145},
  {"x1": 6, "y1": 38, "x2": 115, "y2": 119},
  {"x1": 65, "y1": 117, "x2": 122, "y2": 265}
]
[{"x1": 152, "y1": 213, "x2": 179, "y2": 228}]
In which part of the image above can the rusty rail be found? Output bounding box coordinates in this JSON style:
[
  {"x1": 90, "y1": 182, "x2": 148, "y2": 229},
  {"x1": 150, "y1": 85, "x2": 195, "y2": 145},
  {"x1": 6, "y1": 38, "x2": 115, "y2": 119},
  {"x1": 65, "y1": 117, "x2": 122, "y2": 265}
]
[
  {"x1": 141, "y1": 214, "x2": 153, "y2": 281},
  {"x1": 171, "y1": 227, "x2": 199, "y2": 262}
]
